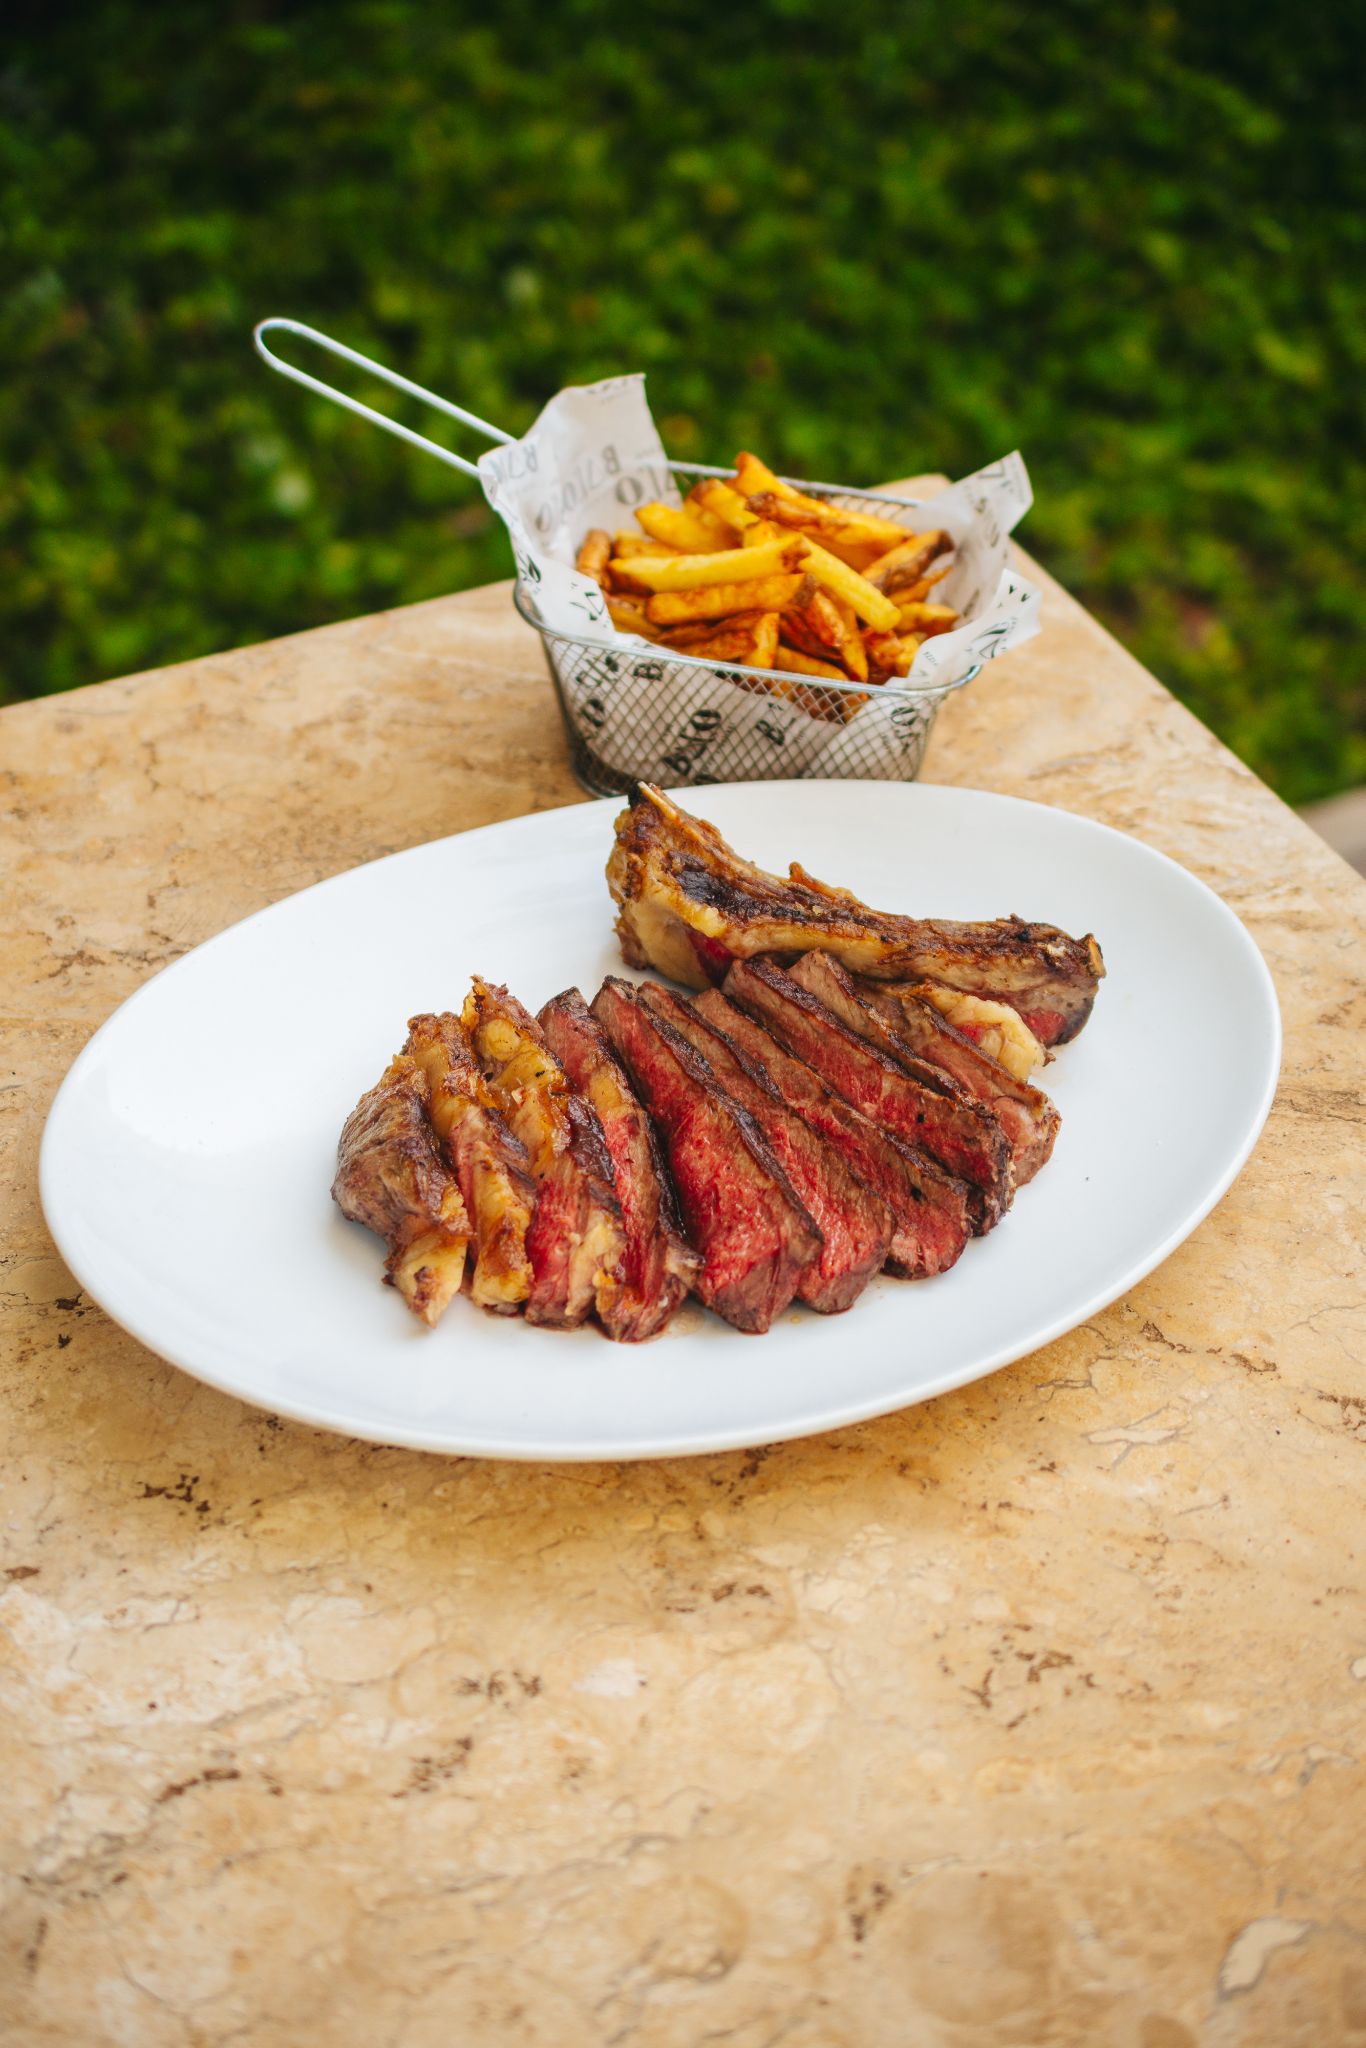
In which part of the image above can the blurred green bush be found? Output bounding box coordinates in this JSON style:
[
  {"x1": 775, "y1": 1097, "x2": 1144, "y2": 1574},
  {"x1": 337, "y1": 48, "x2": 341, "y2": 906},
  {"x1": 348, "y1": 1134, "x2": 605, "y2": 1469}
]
[{"x1": 3, "y1": 0, "x2": 1363, "y2": 802}]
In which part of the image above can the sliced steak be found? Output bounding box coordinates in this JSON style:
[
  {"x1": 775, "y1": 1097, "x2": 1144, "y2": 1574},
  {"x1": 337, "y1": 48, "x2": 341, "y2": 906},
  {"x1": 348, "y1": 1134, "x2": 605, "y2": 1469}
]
[
  {"x1": 723, "y1": 956, "x2": 1008, "y2": 1232},
  {"x1": 636, "y1": 981, "x2": 891, "y2": 1313},
  {"x1": 786, "y1": 952, "x2": 1013, "y2": 1223},
  {"x1": 404, "y1": 1012, "x2": 537, "y2": 1314},
  {"x1": 332, "y1": 1053, "x2": 471, "y2": 1324},
  {"x1": 693, "y1": 989, "x2": 972, "y2": 1278},
  {"x1": 593, "y1": 977, "x2": 821, "y2": 1334},
  {"x1": 462, "y1": 979, "x2": 623, "y2": 1330},
  {"x1": 854, "y1": 978, "x2": 1059, "y2": 1184},
  {"x1": 539, "y1": 988, "x2": 700, "y2": 1341}
]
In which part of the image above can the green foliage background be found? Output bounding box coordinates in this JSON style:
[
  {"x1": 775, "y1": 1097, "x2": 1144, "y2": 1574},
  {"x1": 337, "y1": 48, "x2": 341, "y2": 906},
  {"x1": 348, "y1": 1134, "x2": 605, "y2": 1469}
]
[{"x1": 4, "y1": 0, "x2": 1363, "y2": 802}]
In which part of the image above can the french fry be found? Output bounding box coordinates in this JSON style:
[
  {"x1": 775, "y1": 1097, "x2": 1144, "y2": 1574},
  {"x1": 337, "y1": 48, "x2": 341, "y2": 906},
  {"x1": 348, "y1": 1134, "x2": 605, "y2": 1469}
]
[
  {"x1": 669, "y1": 612, "x2": 768, "y2": 664},
  {"x1": 575, "y1": 529, "x2": 612, "y2": 582},
  {"x1": 798, "y1": 539, "x2": 901, "y2": 630},
  {"x1": 749, "y1": 611, "x2": 780, "y2": 670},
  {"x1": 606, "y1": 596, "x2": 666, "y2": 642},
  {"x1": 864, "y1": 630, "x2": 916, "y2": 677},
  {"x1": 863, "y1": 531, "x2": 951, "y2": 594},
  {"x1": 612, "y1": 530, "x2": 681, "y2": 558},
  {"x1": 896, "y1": 568, "x2": 952, "y2": 601},
  {"x1": 734, "y1": 450, "x2": 789, "y2": 500},
  {"x1": 893, "y1": 601, "x2": 959, "y2": 637},
  {"x1": 827, "y1": 594, "x2": 868, "y2": 681},
  {"x1": 646, "y1": 573, "x2": 807, "y2": 626},
  {"x1": 635, "y1": 501, "x2": 731, "y2": 553},
  {"x1": 617, "y1": 539, "x2": 804, "y2": 593},
  {"x1": 745, "y1": 488, "x2": 909, "y2": 553},
  {"x1": 689, "y1": 479, "x2": 760, "y2": 534},
  {"x1": 774, "y1": 643, "x2": 847, "y2": 682}
]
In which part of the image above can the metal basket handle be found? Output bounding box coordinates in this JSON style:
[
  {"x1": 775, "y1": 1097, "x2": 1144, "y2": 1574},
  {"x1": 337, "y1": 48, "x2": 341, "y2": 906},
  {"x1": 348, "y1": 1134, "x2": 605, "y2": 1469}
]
[{"x1": 252, "y1": 318, "x2": 512, "y2": 477}]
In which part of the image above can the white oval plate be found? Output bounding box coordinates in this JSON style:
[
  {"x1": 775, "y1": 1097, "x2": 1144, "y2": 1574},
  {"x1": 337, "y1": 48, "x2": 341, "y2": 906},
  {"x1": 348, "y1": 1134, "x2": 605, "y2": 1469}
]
[{"x1": 40, "y1": 782, "x2": 1279, "y2": 1461}]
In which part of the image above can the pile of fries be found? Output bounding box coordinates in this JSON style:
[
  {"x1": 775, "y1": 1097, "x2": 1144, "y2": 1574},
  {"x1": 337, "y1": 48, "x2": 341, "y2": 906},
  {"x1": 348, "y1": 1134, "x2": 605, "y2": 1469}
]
[{"x1": 575, "y1": 452, "x2": 960, "y2": 714}]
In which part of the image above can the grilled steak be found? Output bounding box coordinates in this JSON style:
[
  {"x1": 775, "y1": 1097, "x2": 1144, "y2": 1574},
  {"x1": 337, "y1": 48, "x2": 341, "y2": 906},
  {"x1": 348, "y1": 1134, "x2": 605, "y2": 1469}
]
[
  {"x1": 593, "y1": 977, "x2": 821, "y2": 1333},
  {"x1": 332, "y1": 1054, "x2": 471, "y2": 1325},
  {"x1": 723, "y1": 956, "x2": 1008, "y2": 1232},
  {"x1": 903, "y1": 982, "x2": 1043, "y2": 1081},
  {"x1": 404, "y1": 1011, "x2": 537, "y2": 1315},
  {"x1": 693, "y1": 990, "x2": 972, "y2": 1278},
  {"x1": 774, "y1": 954, "x2": 1012, "y2": 1225},
  {"x1": 463, "y1": 979, "x2": 624, "y2": 1331},
  {"x1": 636, "y1": 981, "x2": 892, "y2": 1313},
  {"x1": 607, "y1": 783, "x2": 1104, "y2": 1045},
  {"x1": 854, "y1": 978, "x2": 1059, "y2": 1184},
  {"x1": 539, "y1": 988, "x2": 699, "y2": 1341}
]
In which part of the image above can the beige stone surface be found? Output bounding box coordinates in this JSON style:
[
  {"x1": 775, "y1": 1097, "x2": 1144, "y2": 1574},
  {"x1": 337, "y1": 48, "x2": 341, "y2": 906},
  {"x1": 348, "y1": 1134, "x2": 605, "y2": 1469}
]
[{"x1": 2, "y1": 485, "x2": 1364, "y2": 2045}]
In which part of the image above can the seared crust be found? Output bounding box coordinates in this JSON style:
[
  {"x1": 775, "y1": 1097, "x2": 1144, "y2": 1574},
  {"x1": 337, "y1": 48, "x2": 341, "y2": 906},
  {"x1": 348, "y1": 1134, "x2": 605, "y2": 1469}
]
[
  {"x1": 608, "y1": 784, "x2": 1104, "y2": 1045},
  {"x1": 403, "y1": 1011, "x2": 536, "y2": 1316},
  {"x1": 463, "y1": 979, "x2": 624, "y2": 1331},
  {"x1": 332, "y1": 1053, "x2": 470, "y2": 1325}
]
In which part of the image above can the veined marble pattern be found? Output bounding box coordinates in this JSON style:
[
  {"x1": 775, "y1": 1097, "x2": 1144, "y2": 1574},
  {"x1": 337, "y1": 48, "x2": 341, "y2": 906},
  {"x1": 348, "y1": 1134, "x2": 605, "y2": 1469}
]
[{"x1": 3, "y1": 486, "x2": 1364, "y2": 2046}]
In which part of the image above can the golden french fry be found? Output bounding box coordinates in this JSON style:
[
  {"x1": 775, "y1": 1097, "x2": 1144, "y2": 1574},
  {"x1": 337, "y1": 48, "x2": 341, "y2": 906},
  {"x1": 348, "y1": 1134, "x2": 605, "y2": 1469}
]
[
  {"x1": 576, "y1": 529, "x2": 612, "y2": 582},
  {"x1": 749, "y1": 611, "x2": 780, "y2": 670},
  {"x1": 689, "y1": 479, "x2": 760, "y2": 534},
  {"x1": 669, "y1": 614, "x2": 767, "y2": 663},
  {"x1": 745, "y1": 489, "x2": 909, "y2": 554},
  {"x1": 828, "y1": 594, "x2": 868, "y2": 681},
  {"x1": 895, "y1": 563, "x2": 953, "y2": 602},
  {"x1": 798, "y1": 539, "x2": 901, "y2": 630},
  {"x1": 864, "y1": 531, "x2": 951, "y2": 594},
  {"x1": 733, "y1": 451, "x2": 787, "y2": 499},
  {"x1": 635, "y1": 501, "x2": 731, "y2": 553},
  {"x1": 645, "y1": 573, "x2": 807, "y2": 625},
  {"x1": 774, "y1": 643, "x2": 847, "y2": 682},
  {"x1": 613, "y1": 530, "x2": 681, "y2": 558},
  {"x1": 616, "y1": 539, "x2": 803, "y2": 593},
  {"x1": 606, "y1": 596, "x2": 666, "y2": 642},
  {"x1": 863, "y1": 629, "x2": 915, "y2": 677},
  {"x1": 893, "y1": 601, "x2": 959, "y2": 637}
]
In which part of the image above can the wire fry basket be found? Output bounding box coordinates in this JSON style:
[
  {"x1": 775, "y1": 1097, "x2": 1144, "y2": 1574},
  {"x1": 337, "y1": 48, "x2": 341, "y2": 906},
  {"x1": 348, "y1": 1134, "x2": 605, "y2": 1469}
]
[{"x1": 254, "y1": 321, "x2": 978, "y2": 797}]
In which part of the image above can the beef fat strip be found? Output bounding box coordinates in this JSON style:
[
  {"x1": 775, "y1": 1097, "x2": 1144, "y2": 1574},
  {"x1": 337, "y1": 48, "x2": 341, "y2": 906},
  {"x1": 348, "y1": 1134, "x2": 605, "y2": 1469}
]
[
  {"x1": 723, "y1": 956, "x2": 1008, "y2": 1233},
  {"x1": 593, "y1": 977, "x2": 821, "y2": 1334},
  {"x1": 608, "y1": 782, "x2": 1104, "y2": 1045},
  {"x1": 539, "y1": 988, "x2": 699, "y2": 1341},
  {"x1": 332, "y1": 1054, "x2": 471, "y2": 1326},
  {"x1": 404, "y1": 1011, "x2": 537, "y2": 1315},
  {"x1": 636, "y1": 980, "x2": 892, "y2": 1313},
  {"x1": 463, "y1": 979, "x2": 624, "y2": 1331},
  {"x1": 693, "y1": 989, "x2": 972, "y2": 1278},
  {"x1": 854, "y1": 977, "x2": 1059, "y2": 1184}
]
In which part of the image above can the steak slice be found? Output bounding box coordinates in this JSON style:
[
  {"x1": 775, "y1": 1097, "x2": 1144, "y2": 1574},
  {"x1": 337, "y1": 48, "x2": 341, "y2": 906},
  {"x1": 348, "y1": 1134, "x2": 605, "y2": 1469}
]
[
  {"x1": 404, "y1": 1012, "x2": 537, "y2": 1315},
  {"x1": 723, "y1": 957, "x2": 1008, "y2": 1232},
  {"x1": 593, "y1": 977, "x2": 821, "y2": 1334},
  {"x1": 463, "y1": 979, "x2": 624, "y2": 1331},
  {"x1": 786, "y1": 952, "x2": 1013, "y2": 1222},
  {"x1": 636, "y1": 981, "x2": 892, "y2": 1313},
  {"x1": 693, "y1": 990, "x2": 972, "y2": 1278},
  {"x1": 855, "y1": 978, "x2": 1059, "y2": 1184},
  {"x1": 608, "y1": 782, "x2": 1105, "y2": 1044},
  {"x1": 332, "y1": 1053, "x2": 471, "y2": 1324},
  {"x1": 539, "y1": 988, "x2": 700, "y2": 1341}
]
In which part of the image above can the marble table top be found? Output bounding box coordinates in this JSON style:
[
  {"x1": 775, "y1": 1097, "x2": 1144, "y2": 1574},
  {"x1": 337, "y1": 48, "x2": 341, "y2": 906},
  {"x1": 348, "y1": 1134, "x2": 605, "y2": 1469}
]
[{"x1": 3, "y1": 483, "x2": 1364, "y2": 2046}]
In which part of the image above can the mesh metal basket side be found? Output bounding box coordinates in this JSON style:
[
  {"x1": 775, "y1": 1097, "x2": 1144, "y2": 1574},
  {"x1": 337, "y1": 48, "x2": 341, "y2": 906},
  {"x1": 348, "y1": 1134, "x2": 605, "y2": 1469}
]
[{"x1": 537, "y1": 630, "x2": 947, "y2": 798}]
